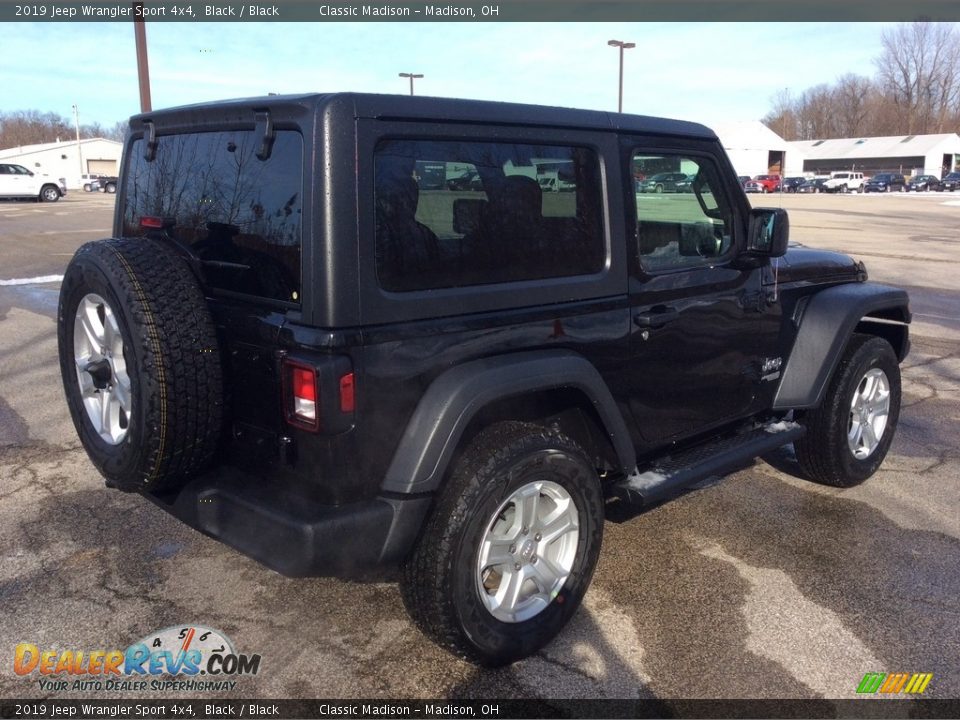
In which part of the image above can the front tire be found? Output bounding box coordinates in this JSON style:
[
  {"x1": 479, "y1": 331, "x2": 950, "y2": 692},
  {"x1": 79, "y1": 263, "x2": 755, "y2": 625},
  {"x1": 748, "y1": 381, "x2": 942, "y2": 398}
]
[
  {"x1": 401, "y1": 422, "x2": 604, "y2": 666},
  {"x1": 795, "y1": 335, "x2": 901, "y2": 487},
  {"x1": 40, "y1": 185, "x2": 61, "y2": 202}
]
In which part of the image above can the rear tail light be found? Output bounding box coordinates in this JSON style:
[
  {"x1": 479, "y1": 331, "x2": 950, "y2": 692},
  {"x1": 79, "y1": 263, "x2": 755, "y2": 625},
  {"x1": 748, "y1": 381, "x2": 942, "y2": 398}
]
[
  {"x1": 140, "y1": 215, "x2": 178, "y2": 230},
  {"x1": 339, "y1": 372, "x2": 355, "y2": 413},
  {"x1": 282, "y1": 358, "x2": 355, "y2": 433},
  {"x1": 283, "y1": 360, "x2": 319, "y2": 431}
]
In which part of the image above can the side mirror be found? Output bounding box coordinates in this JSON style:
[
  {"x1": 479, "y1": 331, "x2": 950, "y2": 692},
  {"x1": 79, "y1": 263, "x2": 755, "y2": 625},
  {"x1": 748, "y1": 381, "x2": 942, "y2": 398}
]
[{"x1": 747, "y1": 207, "x2": 789, "y2": 257}]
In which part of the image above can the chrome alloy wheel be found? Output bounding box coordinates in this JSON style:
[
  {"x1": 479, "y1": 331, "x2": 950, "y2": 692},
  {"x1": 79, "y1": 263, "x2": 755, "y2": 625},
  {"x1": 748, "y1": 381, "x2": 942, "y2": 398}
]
[
  {"x1": 73, "y1": 293, "x2": 132, "y2": 445},
  {"x1": 476, "y1": 479, "x2": 580, "y2": 623},
  {"x1": 848, "y1": 367, "x2": 890, "y2": 460}
]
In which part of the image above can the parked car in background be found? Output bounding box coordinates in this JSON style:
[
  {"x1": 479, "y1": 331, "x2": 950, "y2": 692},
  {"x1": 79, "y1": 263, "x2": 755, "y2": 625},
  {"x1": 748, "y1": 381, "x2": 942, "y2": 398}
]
[
  {"x1": 95, "y1": 176, "x2": 119, "y2": 194},
  {"x1": 674, "y1": 174, "x2": 697, "y2": 193},
  {"x1": 906, "y1": 175, "x2": 942, "y2": 192},
  {"x1": 0, "y1": 163, "x2": 66, "y2": 202},
  {"x1": 863, "y1": 173, "x2": 906, "y2": 193},
  {"x1": 446, "y1": 170, "x2": 482, "y2": 191},
  {"x1": 638, "y1": 172, "x2": 688, "y2": 193},
  {"x1": 747, "y1": 174, "x2": 781, "y2": 193},
  {"x1": 940, "y1": 171, "x2": 960, "y2": 191},
  {"x1": 796, "y1": 178, "x2": 828, "y2": 194},
  {"x1": 822, "y1": 171, "x2": 865, "y2": 194},
  {"x1": 79, "y1": 173, "x2": 103, "y2": 191},
  {"x1": 779, "y1": 177, "x2": 806, "y2": 193},
  {"x1": 737, "y1": 175, "x2": 751, "y2": 188}
]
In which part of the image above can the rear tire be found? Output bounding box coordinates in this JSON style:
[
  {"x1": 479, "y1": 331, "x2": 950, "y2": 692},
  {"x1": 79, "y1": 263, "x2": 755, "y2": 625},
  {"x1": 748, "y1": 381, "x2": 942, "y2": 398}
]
[
  {"x1": 400, "y1": 421, "x2": 604, "y2": 666},
  {"x1": 58, "y1": 238, "x2": 224, "y2": 493},
  {"x1": 795, "y1": 335, "x2": 901, "y2": 487}
]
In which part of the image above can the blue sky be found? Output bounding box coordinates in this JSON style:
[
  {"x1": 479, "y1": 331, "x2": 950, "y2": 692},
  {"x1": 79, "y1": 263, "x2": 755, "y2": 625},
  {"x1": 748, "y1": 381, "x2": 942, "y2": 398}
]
[{"x1": 2, "y1": 21, "x2": 893, "y2": 131}]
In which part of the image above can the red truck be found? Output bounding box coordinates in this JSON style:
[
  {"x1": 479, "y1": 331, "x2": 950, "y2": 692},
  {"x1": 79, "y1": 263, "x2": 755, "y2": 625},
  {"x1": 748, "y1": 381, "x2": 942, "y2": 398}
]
[{"x1": 744, "y1": 174, "x2": 781, "y2": 193}]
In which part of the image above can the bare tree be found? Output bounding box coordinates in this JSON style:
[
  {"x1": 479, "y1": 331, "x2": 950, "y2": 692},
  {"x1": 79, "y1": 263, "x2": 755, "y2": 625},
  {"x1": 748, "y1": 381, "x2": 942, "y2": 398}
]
[
  {"x1": 0, "y1": 110, "x2": 130, "y2": 150},
  {"x1": 106, "y1": 122, "x2": 128, "y2": 143},
  {"x1": 797, "y1": 84, "x2": 838, "y2": 139},
  {"x1": 762, "y1": 88, "x2": 798, "y2": 140},
  {"x1": 875, "y1": 22, "x2": 960, "y2": 134},
  {"x1": 833, "y1": 74, "x2": 873, "y2": 137}
]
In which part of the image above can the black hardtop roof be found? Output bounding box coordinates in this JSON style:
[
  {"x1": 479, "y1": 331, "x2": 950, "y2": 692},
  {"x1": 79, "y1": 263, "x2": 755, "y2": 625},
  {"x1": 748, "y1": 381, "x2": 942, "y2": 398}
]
[{"x1": 129, "y1": 92, "x2": 717, "y2": 140}]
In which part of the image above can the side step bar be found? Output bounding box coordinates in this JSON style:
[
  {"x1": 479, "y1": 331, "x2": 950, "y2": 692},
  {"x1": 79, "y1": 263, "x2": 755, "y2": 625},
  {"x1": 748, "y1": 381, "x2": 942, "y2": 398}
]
[{"x1": 613, "y1": 421, "x2": 805, "y2": 506}]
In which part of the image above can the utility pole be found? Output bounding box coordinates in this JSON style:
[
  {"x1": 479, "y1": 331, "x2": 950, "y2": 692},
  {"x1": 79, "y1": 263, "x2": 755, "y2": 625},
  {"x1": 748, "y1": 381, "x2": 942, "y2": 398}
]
[
  {"x1": 607, "y1": 39, "x2": 635, "y2": 113},
  {"x1": 398, "y1": 72, "x2": 423, "y2": 96},
  {"x1": 72, "y1": 104, "x2": 84, "y2": 179},
  {"x1": 133, "y1": 2, "x2": 152, "y2": 112}
]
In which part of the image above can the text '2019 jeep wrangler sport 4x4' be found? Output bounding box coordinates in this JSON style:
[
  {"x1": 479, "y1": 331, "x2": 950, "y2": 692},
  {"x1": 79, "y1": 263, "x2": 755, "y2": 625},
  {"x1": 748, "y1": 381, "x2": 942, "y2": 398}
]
[{"x1": 58, "y1": 94, "x2": 910, "y2": 666}]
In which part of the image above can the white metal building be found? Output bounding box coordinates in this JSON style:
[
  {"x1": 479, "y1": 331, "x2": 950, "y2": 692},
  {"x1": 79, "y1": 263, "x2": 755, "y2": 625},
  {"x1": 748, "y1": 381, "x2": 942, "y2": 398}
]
[
  {"x1": 710, "y1": 121, "x2": 795, "y2": 178},
  {"x1": 789, "y1": 134, "x2": 960, "y2": 177},
  {"x1": 0, "y1": 138, "x2": 122, "y2": 189}
]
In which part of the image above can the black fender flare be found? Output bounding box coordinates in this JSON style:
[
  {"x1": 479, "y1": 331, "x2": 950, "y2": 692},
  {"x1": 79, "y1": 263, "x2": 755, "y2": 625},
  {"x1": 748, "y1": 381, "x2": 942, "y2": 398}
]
[
  {"x1": 380, "y1": 350, "x2": 636, "y2": 495},
  {"x1": 773, "y1": 282, "x2": 910, "y2": 410}
]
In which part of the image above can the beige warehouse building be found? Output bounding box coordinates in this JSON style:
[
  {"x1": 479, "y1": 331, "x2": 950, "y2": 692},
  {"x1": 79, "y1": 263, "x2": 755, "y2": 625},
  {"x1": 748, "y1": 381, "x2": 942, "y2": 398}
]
[
  {"x1": 790, "y1": 134, "x2": 960, "y2": 177},
  {"x1": 0, "y1": 137, "x2": 122, "y2": 190}
]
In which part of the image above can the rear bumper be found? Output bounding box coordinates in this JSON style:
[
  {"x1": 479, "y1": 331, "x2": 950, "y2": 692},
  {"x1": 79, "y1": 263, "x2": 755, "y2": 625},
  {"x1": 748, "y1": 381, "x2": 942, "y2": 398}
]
[{"x1": 145, "y1": 468, "x2": 432, "y2": 577}]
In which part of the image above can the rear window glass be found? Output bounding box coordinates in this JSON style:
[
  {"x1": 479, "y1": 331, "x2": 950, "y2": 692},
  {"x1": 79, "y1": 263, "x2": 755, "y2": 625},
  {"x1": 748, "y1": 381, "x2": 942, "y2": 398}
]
[
  {"x1": 122, "y1": 130, "x2": 303, "y2": 305},
  {"x1": 374, "y1": 139, "x2": 605, "y2": 292}
]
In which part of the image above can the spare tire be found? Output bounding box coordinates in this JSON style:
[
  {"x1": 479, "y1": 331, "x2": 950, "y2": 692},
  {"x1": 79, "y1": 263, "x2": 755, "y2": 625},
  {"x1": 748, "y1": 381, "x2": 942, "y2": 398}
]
[{"x1": 58, "y1": 238, "x2": 223, "y2": 493}]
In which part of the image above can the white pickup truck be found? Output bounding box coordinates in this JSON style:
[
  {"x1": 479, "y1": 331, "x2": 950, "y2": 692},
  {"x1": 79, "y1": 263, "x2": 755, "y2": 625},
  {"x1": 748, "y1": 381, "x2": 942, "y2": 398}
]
[
  {"x1": 822, "y1": 171, "x2": 865, "y2": 193},
  {"x1": 0, "y1": 163, "x2": 66, "y2": 202}
]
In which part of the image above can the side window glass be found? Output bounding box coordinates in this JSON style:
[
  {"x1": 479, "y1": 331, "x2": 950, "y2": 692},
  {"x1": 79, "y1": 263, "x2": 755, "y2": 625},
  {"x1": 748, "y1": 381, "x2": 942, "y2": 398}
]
[
  {"x1": 375, "y1": 139, "x2": 605, "y2": 292},
  {"x1": 633, "y1": 153, "x2": 734, "y2": 272}
]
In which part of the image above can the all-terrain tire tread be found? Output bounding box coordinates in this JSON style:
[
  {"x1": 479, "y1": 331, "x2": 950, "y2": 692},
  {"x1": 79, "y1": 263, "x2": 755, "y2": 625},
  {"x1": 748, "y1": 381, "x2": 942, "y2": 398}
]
[
  {"x1": 400, "y1": 421, "x2": 596, "y2": 666},
  {"x1": 62, "y1": 238, "x2": 223, "y2": 492},
  {"x1": 794, "y1": 334, "x2": 899, "y2": 487}
]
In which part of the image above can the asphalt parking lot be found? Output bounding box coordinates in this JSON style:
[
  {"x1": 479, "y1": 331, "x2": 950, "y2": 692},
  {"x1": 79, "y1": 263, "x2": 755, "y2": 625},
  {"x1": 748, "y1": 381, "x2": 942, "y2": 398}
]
[{"x1": 0, "y1": 191, "x2": 958, "y2": 703}]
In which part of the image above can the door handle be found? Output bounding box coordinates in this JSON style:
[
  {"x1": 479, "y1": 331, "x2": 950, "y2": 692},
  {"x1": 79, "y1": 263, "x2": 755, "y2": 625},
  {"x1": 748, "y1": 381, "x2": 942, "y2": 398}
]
[{"x1": 634, "y1": 306, "x2": 679, "y2": 328}]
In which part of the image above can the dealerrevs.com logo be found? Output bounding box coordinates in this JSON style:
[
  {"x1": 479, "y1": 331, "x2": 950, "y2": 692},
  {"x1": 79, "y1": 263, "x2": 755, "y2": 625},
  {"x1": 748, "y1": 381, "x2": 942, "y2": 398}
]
[{"x1": 14, "y1": 625, "x2": 261, "y2": 693}]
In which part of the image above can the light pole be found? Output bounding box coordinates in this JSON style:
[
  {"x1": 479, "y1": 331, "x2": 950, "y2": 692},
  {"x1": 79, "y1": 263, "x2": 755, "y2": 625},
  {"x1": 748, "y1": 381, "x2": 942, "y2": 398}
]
[
  {"x1": 781, "y1": 87, "x2": 789, "y2": 174},
  {"x1": 607, "y1": 39, "x2": 635, "y2": 113},
  {"x1": 132, "y1": 2, "x2": 152, "y2": 112},
  {"x1": 399, "y1": 72, "x2": 423, "y2": 96},
  {"x1": 71, "y1": 104, "x2": 84, "y2": 180}
]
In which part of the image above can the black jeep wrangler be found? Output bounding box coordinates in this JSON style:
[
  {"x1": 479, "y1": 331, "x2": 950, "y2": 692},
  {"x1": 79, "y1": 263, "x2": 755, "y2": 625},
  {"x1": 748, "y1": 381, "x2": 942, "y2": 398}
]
[{"x1": 58, "y1": 93, "x2": 910, "y2": 666}]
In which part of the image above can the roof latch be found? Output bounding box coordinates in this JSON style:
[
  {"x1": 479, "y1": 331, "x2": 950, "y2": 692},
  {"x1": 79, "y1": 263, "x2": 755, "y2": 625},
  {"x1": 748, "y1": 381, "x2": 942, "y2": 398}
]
[
  {"x1": 255, "y1": 110, "x2": 274, "y2": 161},
  {"x1": 143, "y1": 120, "x2": 158, "y2": 162}
]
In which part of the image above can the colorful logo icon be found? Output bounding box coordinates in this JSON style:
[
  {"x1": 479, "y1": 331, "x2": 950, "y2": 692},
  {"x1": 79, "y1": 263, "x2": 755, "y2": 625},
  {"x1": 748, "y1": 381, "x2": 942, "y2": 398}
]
[
  {"x1": 857, "y1": 672, "x2": 933, "y2": 695},
  {"x1": 14, "y1": 624, "x2": 261, "y2": 692}
]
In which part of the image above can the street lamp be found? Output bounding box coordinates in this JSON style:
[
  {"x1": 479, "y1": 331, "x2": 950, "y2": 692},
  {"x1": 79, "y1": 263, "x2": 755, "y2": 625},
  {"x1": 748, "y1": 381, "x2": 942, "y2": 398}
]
[
  {"x1": 607, "y1": 39, "x2": 635, "y2": 113},
  {"x1": 71, "y1": 104, "x2": 84, "y2": 181},
  {"x1": 399, "y1": 72, "x2": 424, "y2": 96}
]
